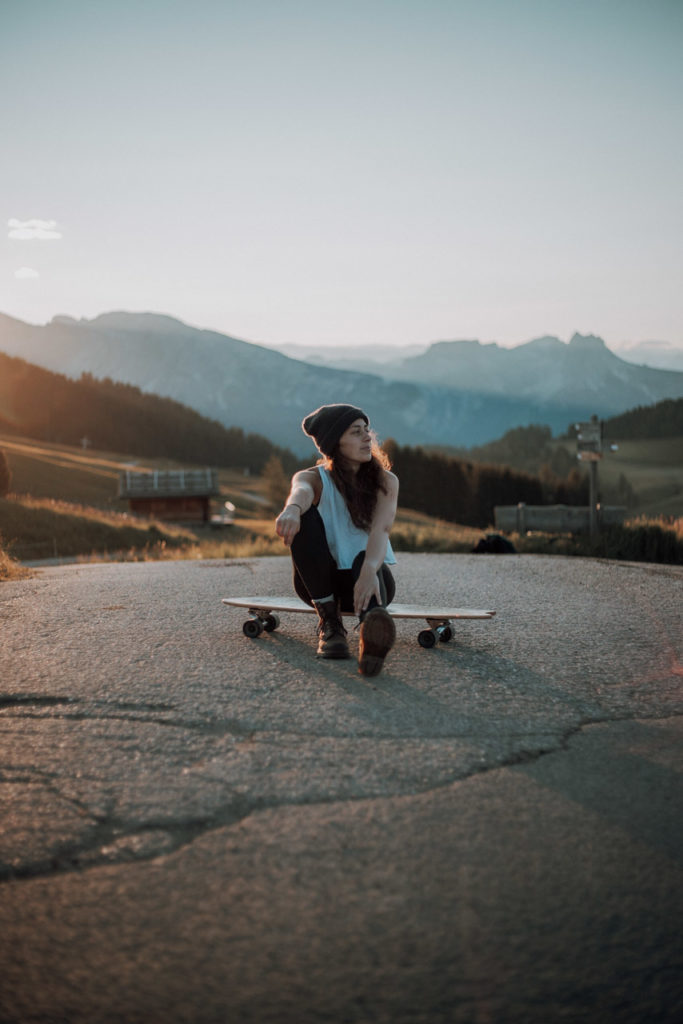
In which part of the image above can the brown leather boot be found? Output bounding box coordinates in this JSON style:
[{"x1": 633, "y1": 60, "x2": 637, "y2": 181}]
[
  {"x1": 358, "y1": 607, "x2": 396, "y2": 676},
  {"x1": 314, "y1": 600, "x2": 350, "y2": 659}
]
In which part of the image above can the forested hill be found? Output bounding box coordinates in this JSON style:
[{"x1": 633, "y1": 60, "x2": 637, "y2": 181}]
[
  {"x1": 603, "y1": 398, "x2": 683, "y2": 440},
  {"x1": 0, "y1": 352, "x2": 300, "y2": 473}
]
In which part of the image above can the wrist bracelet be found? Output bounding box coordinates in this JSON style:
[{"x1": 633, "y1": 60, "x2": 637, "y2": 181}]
[{"x1": 286, "y1": 502, "x2": 303, "y2": 513}]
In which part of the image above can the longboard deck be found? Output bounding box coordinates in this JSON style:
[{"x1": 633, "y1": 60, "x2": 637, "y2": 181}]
[
  {"x1": 222, "y1": 596, "x2": 495, "y2": 649},
  {"x1": 222, "y1": 596, "x2": 495, "y2": 620}
]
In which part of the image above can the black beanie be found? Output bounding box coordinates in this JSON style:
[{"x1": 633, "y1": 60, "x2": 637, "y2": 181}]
[{"x1": 302, "y1": 404, "x2": 369, "y2": 456}]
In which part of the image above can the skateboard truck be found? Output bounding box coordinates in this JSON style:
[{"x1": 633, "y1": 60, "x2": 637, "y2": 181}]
[
  {"x1": 418, "y1": 619, "x2": 454, "y2": 648},
  {"x1": 242, "y1": 609, "x2": 281, "y2": 639}
]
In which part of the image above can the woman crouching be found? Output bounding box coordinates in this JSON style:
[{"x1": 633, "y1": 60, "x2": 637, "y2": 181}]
[{"x1": 275, "y1": 404, "x2": 398, "y2": 676}]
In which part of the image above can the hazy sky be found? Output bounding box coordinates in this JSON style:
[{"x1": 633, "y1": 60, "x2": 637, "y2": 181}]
[{"x1": 2, "y1": 0, "x2": 681, "y2": 349}]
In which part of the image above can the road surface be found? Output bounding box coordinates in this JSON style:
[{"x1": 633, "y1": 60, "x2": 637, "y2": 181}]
[{"x1": 1, "y1": 553, "x2": 681, "y2": 1023}]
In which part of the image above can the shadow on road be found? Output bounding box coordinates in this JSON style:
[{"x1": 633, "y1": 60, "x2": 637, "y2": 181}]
[{"x1": 516, "y1": 718, "x2": 683, "y2": 864}]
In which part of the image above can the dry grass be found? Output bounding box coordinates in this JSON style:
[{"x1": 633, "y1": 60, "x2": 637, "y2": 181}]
[
  {"x1": 0, "y1": 494, "x2": 196, "y2": 562},
  {"x1": 390, "y1": 510, "x2": 483, "y2": 553},
  {"x1": 3, "y1": 489, "x2": 682, "y2": 571},
  {"x1": 0, "y1": 547, "x2": 32, "y2": 581},
  {"x1": 0, "y1": 495, "x2": 287, "y2": 566},
  {"x1": 2, "y1": 430, "x2": 682, "y2": 571},
  {"x1": 77, "y1": 532, "x2": 287, "y2": 564}
]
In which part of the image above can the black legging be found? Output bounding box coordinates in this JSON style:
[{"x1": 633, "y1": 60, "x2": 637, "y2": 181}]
[{"x1": 290, "y1": 506, "x2": 395, "y2": 615}]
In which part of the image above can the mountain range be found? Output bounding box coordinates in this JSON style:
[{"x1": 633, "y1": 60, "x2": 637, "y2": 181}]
[
  {"x1": 1, "y1": 312, "x2": 681, "y2": 454},
  {"x1": 275, "y1": 337, "x2": 683, "y2": 374}
]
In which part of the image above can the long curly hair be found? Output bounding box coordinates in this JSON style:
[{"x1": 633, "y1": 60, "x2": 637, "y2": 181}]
[{"x1": 320, "y1": 433, "x2": 392, "y2": 530}]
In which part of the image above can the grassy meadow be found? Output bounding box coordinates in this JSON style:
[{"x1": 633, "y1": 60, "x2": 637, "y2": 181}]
[
  {"x1": 1, "y1": 431, "x2": 681, "y2": 576},
  {"x1": 586, "y1": 436, "x2": 683, "y2": 517},
  {"x1": 0, "y1": 434, "x2": 484, "y2": 569}
]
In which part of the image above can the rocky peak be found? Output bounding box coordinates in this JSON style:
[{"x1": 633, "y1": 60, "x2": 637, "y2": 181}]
[{"x1": 568, "y1": 332, "x2": 607, "y2": 350}]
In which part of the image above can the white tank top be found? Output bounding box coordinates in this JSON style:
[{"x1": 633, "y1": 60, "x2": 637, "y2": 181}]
[{"x1": 317, "y1": 466, "x2": 396, "y2": 570}]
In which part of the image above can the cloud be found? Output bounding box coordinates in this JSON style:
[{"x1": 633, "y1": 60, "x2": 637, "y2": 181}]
[
  {"x1": 14, "y1": 266, "x2": 41, "y2": 279},
  {"x1": 8, "y1": 218, "x2": 62, "y2": 240}
]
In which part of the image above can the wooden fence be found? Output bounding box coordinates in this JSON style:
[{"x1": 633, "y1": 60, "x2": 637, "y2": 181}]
[{"x1": 494, "y1": 504, "x2": 626, "y2": 534}]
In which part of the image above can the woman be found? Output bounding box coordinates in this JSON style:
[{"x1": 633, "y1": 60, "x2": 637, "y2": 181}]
[{"x1": 275, "y1": 403, "x2": 398, "y2": 676}]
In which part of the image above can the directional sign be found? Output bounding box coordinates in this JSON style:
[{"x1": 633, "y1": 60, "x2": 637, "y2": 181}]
[{"x1": 576, "y1": 419, "x2": 602, "y2": 462}]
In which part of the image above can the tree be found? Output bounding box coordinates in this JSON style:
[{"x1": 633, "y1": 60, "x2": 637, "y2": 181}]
[
  {"x1": 0, "y1": 448, "x2": 11, "y2": 497},
  {"x1": 262, "y1": 455, "x2": 290, "y2": 509}
]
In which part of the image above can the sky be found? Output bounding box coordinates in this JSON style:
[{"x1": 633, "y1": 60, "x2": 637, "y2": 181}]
[{"x1": 1, "y1": 0, "x2": 682, "y2": 350}]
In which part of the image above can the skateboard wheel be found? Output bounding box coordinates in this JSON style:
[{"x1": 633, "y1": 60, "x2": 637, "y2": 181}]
[
  {"x1": 243, "y1": 618, "x2": 263, "y2": 639},
  {"x1": 418, "y1": 629, "x2": 436, "y2": 649},
  {"x1": 264, "y1": 613, "x2": 280, "y2": 632},
  {"x1": 439, "y1": 625, "x2": 453, "y2": 643}
]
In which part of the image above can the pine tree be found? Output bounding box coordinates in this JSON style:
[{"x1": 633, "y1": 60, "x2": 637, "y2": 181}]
[
  {"x1": 0, "y1": 448, "x2": 11, "y2": 497},
  {"x1": 262, "y1": 455, "x2": 290, "y2": 509}
]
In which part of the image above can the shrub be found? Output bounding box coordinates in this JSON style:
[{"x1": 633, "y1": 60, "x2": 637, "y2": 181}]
[{"x1": 583, "y1": 520, "x2": 683, "y2": 564}]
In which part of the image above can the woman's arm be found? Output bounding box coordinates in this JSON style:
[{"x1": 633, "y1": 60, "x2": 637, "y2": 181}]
[
  {"x1": 354, "y1": 471, "x2": 399, "y2": 615},
  {"x1": 275, "y1": 469, "x2": 321, "y2": 547}
]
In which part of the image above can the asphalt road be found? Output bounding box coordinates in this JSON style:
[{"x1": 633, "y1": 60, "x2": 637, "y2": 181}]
[{"x1": 1, "y1": 553, "x2": 681, "y2": 1024}]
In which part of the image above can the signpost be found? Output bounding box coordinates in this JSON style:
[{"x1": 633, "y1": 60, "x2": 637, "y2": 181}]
[
  {"x1": 576, "y1": 416, "x2": 602, "y2": 539},
  {"x1": 495, "y1": 417, "x2": 621, "y2": 538}
]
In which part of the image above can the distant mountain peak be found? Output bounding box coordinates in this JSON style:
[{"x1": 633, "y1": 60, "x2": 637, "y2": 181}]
[
  {"x1": 49, "y1": 312, "x2": 193, "y2": 334},
  {"x1": 88, "y1": 311, "x2": 193, "y2": 334},
  {"x1": 51, "y1": 315, "x2": 82, "y2": 327},
  {"x1": 568, "y1": 332, "x2": 607, "y2": 350}
]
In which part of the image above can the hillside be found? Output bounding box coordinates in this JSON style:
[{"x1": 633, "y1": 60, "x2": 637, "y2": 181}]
[
  {"x1": 603, "y1": 397, "x2": 683, "y2": 440},
  {"x1": 0, "y1": 351, "x2": 299, "y2": 474},
  {"x1": 0, "y1": 433, "x2": 276, "y2": 514},
  {"x1": 0, "y1": 433, "x2": 488, "y2": 566},
  {"x1": 451, "y1": 402, "x2": 683, "y2": 517},
  {"x1": 0, "y1": 312, "x2": 495, "y2": 451},
  {"x1": 3, "y1": 313, "x2": 681, "y2": 450}
]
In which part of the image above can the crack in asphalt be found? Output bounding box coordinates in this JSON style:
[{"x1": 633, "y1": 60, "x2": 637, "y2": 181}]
[
  {"x1": 2, "y1": 709, "x2": 680, "y2": 885},
  {"x1": 3, "y1": 687, "x2": 680, "y2": 741},
  {"x1": 0, "y1": 694, "x2": 75, "y2": 710},
  {"x1": 2, "y1": 709, "x2": 255, "y2": 738},
  {"x1": 0, "y1": 695, "x2": 262, "y2": 740},
  {"x1": 0, "y1": 694, "x2": 177, "y2": 712}
]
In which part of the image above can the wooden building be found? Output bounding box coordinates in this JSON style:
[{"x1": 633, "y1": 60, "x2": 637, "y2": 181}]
[{"x1": 118, "y1": 468, "x2": 219, "y2": 522}]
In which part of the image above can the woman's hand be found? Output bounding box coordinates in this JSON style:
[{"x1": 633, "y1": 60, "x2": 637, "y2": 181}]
[
  {"x1": 353, "y1": 562, "x2": 381, "y2": 617},
  {"x1": 275, "y1": 472, "x2": 318, "y2": 546},
  {"x1": 275, "y1": 505, "x2": 302, "y2": 547}
]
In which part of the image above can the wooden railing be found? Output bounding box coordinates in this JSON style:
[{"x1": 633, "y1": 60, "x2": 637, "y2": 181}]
[
  {"x1": 495, "y1": 503, "x2": 626, "y2": 534},
  {"x1": 118, "y1": 468, "x2": 218, "y2": 498}
]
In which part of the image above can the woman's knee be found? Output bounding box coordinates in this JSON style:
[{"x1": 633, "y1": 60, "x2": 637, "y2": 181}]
[
  {"x1": 351, "y1": 552, "x2": 395, "y2": 607},
  {"x1": 290, "y1": 506, "x2": 326, "y2": 554}
]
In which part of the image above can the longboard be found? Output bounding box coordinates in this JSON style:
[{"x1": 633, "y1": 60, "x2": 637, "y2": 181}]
[{"x1": 222, "y1": 595, "x2": 495, "y2": 649}]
